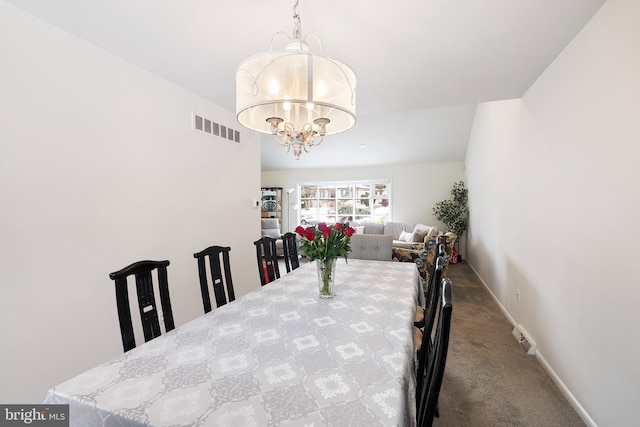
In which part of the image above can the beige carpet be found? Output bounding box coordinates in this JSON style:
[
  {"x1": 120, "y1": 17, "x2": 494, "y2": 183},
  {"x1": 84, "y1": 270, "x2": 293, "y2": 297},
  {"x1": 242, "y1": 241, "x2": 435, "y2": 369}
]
[{"x1": 433, "y1": 261, "x2": 585, "y2": 427}]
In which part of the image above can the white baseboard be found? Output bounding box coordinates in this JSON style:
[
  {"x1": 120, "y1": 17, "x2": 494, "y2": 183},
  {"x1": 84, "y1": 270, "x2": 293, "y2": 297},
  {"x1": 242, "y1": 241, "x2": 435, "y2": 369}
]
[
  {"x1": 464, "y1": 261, "x2": 597, "y2": 427},
  {"x1": 534, "y1": 348, "x2": 597, "y2": 427}
]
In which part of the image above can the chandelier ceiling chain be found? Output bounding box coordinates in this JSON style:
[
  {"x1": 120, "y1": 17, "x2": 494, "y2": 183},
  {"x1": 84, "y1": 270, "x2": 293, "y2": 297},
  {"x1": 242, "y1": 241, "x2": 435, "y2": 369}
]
[
  {"x1": 291, "y1": 0, "x2": 302, "y2": 40},
  {"x1": 236, "y1": 0, "x2": 357, "y2": 160}
]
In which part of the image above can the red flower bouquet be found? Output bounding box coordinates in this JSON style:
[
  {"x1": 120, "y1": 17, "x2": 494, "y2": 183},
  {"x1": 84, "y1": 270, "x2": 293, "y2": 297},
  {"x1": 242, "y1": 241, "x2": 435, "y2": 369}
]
[
  {"x1": 295, "y1": 222, "x2": 355, "y2": 262},
  {"x1": 295, "y1": 222, "x2": 355, "y2": 298}
]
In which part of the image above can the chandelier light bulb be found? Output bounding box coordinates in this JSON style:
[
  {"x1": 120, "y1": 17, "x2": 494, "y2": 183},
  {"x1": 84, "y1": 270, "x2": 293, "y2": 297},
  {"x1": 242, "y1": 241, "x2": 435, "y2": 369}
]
[{"x1": 269, "y1": 79, "x2": 279, "y2": 94}]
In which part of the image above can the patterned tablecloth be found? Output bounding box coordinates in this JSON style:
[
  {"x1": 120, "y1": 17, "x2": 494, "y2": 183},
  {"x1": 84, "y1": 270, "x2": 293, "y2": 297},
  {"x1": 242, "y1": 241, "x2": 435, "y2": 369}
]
[{"x1": 45, "y1": 259, "x2": 421, "y2": 426}]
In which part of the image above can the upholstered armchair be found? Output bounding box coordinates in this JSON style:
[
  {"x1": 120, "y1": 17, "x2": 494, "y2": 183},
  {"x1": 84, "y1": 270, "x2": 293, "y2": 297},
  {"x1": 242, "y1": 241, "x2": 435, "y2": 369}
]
[
  {"x1": 431, "y1": 232, "x2": 457, "y2": 277},
  {"x1": 392, "y1": 232, "x2": 457, "y2": 287},
  {"x1": 392, "y1": 245, "x2": 431, "y2": 286},
  {"x1": 260, "y1": 218, "x2": 284, "y2": 256}
]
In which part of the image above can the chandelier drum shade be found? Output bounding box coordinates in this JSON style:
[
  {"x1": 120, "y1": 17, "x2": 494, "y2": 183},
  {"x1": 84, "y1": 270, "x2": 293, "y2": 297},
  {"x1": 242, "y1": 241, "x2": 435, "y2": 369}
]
[{"x1": 236, "y1": 1, "x2": 356, "y2": 160}]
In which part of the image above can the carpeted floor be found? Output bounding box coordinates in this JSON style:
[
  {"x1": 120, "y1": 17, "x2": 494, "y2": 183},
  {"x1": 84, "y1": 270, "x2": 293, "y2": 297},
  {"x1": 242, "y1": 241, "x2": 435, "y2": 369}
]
[{"x1": 433, "y1": 261, "x2": 585, "y2": 427}]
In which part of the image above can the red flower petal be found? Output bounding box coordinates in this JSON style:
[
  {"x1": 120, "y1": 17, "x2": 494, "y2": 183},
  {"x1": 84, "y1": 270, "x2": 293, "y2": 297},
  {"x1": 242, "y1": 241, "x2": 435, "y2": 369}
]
[{"x1": 305, "y1": 228, "x2": 316, "y2": 241}]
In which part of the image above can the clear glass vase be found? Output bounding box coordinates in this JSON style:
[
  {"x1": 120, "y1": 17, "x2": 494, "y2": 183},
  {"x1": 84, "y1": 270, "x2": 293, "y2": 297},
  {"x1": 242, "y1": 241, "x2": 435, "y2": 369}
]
[{"x1": 316, "y1": 258, "x2": 337, "y2": 299}]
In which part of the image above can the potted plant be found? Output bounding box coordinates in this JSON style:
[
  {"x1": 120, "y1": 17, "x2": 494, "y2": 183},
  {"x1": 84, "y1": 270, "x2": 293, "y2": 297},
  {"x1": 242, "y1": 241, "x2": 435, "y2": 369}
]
[{"x1": 433, "y1": 181, "x2": 468, "y2": 261}]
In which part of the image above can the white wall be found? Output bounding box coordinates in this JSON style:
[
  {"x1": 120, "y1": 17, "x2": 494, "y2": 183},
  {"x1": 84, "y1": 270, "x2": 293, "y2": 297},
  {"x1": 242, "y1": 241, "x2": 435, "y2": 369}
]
[
  {"x1": 262, "y1": 162, "x2": 465, "y2": 233},
  {"x1": 0, "y1": 3, "x2": 261, "y2": 403},
  {"x1": 464, "y1": 0, "x2": 640, "y2": 425}
]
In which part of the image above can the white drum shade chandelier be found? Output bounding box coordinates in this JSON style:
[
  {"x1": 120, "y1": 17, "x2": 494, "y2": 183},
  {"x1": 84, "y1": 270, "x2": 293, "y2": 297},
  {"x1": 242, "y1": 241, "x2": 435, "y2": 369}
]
[{"x1": 236, "y1": 0, "x2": 357, "y2": 160}]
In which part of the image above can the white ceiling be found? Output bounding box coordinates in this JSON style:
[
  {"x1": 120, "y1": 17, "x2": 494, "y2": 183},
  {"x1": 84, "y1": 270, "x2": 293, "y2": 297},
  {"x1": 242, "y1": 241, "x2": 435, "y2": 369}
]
[{"x1": 5, "y1": 0, "x2": 606, "y2": 170}]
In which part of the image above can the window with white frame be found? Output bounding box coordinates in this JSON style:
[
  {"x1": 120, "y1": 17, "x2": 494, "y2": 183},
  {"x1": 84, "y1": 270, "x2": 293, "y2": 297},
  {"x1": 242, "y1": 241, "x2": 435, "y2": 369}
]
[{"x1": 297, "y1": 180, "x2": 391, "y2": 225}]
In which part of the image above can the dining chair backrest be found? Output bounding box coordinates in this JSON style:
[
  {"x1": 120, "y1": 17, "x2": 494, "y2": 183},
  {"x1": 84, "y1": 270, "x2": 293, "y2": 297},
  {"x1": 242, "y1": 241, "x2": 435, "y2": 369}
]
[
  {"x1": 418, "y1": 278, "x2": 453, "y2": 427},
  {"x1": 416, "y1": 255, "x2": 445, "y2": 398},
  {"x1": 437, "y1": 234, "x2": 456, "y2": 276},
  {"x1": 108, "y1": 260, "x2": 174, "y2": 352},
  {"x1": 425, "y1": 256, "x2": 446, "y2": 338},
  {"x1": 254, "y1": 236, "x2": 280, "y2": 286},
  {"x1": 414, "y1": 241, "x2": 441, "y2": 327},
  {"x1": 423, "y1": 239, "x2": 445, "y2": 290},
  {"x1": 193, "y1": 246, "x2": 235, "y2": 313},
  {"x1": 281, "y1": 232, "x2": 300, "y2": 273}
]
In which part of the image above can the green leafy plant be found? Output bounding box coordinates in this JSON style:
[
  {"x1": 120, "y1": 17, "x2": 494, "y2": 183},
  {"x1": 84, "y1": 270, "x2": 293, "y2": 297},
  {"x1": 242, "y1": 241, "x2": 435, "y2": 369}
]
[{"x1": 433, "y1": 181, "x2": 468, "y2": 237}]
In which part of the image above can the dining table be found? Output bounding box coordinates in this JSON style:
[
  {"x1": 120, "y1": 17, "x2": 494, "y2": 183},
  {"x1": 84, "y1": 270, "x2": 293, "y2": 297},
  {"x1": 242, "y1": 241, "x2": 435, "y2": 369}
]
[{"x1": 44, "y1": 258, "x2": 422, "y2": 426}]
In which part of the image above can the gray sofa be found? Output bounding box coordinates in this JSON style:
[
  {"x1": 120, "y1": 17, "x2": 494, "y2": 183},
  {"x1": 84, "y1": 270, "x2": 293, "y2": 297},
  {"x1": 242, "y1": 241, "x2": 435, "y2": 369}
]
[
  {"x1": 349, "y1": 234, "x2": 393, "y2": 261},
  {"x1": 357, "y1": 221, "x2": 439, "y2": 250},
  {"x1": 298, "y1": 220, "x2": 440, "y2": 261}
]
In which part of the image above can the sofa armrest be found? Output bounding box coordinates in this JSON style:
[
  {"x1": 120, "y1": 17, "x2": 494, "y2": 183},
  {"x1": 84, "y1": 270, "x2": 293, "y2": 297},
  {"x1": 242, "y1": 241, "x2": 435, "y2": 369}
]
[{"x1": 392, "y1": 240, "x2": 424, "y2": 250}]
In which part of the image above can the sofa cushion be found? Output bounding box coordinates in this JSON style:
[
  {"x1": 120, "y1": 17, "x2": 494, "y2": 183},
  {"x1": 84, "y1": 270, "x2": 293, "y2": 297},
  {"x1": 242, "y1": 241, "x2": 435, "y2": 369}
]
[
  {"x1": 399, "y1": 230, "x2": 414, "y2": 242},
  {"x1": 350, "y1": 234, "x2": 393, "y2": 261},
  {"x1": 261, "y1": 218, "x2": 280, "y2": 230},
  {"x1": 412, "y1": 228, "x2": 429, "y2": 242},
  {"x1": 361, "y1": 222, "x2": 384, "y2": 235},
  {"x1": 355, "y1": 226, "x2": 365, "y2": 234},
  {"x1": 392, "y1": 240, "x2": 424, "y2": 250},
  {"x1": 413, "y1": 223, "x2": 430, "y2": 232},
  {"x1": 262, "y1": 228, "x2": 281, "y2": 239},
  {"x1": 384, "y1": 221, "x2": 412, "y2": 240},
  {"x1": 414, "y1": 224, "x2": 439, "y2": 240}
]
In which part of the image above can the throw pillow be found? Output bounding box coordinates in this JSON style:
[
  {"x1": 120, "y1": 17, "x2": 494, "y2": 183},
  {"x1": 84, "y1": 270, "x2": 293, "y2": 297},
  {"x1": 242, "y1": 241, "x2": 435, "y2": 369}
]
[
  {"x1": 413, "y1": 223, "x2": 430, "y2": 233},
  {"x1": 412, "y1": 228, "x2": 429, "y2": 242},
  {"x1": 355, "y1": 226, "x2": 365, "y2": 235},
  {"x1": 399, "y1": 231, "x2": 414, "y2": 242}
]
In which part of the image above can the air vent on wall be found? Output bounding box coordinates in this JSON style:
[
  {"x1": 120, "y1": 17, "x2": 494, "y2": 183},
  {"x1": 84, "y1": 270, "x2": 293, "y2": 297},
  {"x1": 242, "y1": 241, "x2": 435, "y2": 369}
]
[
  {"x1": 193, "y1": 113, "x2": 240, "y2": 143},
  {"x1": 511, "y1": 324, "x2": 536, "y2": 355}
]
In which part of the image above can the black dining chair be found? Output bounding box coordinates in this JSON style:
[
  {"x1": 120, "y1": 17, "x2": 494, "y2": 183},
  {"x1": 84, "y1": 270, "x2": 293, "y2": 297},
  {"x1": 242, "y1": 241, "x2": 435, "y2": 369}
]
[
  {"x1": 193, "y1": 246, "x2": 235, "y2": 313},
  {"x1": 415, "y1": 254, "x2": 446, "y2": 400},
  {"x1": 417, "y1": 278, "x2": 453, "y2": 427},
  {"x1": 281, "y1": 232, "x2": 300, "y2": 273},
  {"x1": 415, "y1": 243, "x2": 446, "y2": 328},
  {"x1": 254, "y1": 236, "x2": 280, "y2": 286},
  {"x1": 108, "y1": 260, "x2": 175, "y2": 352}
]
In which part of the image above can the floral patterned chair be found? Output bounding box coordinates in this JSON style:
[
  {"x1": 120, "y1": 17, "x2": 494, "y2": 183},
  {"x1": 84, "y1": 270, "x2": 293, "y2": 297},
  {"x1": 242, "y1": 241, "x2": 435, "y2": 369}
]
[
  {"x1": 391, "y1": 232, "x2": 457, "y2": 289},
  {"x1": 392, "y1": 242, "x2": 433, "y2": 287}
]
